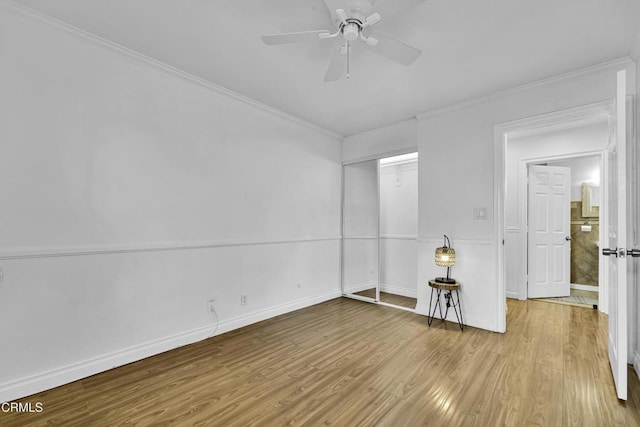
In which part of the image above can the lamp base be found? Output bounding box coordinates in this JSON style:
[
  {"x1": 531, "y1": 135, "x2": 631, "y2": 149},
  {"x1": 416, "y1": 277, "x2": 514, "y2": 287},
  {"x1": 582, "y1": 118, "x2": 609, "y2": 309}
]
[{"x1": 435, "y1": 277, "x2": 456, "y2": 284}]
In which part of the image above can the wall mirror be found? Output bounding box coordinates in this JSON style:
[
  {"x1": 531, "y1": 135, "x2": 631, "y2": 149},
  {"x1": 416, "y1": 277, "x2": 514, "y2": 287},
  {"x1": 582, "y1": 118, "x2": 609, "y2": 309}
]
[{"x1": 581, "y1": 182, "x2": 600, "y2": 217}]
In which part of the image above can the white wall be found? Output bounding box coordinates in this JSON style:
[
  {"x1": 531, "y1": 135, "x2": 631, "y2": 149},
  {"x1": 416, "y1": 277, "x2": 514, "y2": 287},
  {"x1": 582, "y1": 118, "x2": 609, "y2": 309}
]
[
  {"x1": 0, "y1": 5, "x2": 342, "y2": 401},
  {"x1": 379, "y1": 161, "x2": 418, "y2": 297}
]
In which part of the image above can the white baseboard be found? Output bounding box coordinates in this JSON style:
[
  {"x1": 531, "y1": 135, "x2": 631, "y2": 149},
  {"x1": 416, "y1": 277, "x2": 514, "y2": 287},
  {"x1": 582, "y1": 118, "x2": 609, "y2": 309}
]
[
  {"x1": 570, "y1": 283, "x2": 599, "y2": 293},
  {"x1": 506, "y1": 290, "x2": 520, "y2": 299},
  {"x1": 0, "y1": 290, "x2": 341, "y2": 402},
  {"x1": 379, "y1": 283, "x2": 417, "y2": 299}
]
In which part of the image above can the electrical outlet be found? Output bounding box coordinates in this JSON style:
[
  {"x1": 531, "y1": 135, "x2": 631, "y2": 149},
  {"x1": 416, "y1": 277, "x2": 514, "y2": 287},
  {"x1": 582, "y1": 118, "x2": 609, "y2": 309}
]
[
  {"x1": 207, "y1": 299, "x2": 216, "y2": 312},
  {"x1": 297, "y1": 281, "x2": 302, "y2": 288},
  {"x1": 241, "y1": 294, "x2": 248, "y2": 305}
]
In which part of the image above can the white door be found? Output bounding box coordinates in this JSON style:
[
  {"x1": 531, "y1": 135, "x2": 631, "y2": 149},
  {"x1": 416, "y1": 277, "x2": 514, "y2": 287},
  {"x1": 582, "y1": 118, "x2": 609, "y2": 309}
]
[
  {"x1": 527, "y1": 165, "x2": 571, "y2": 298},
  {"x1": 604, "y1": 70, "x2": 628, "y2": 401}
]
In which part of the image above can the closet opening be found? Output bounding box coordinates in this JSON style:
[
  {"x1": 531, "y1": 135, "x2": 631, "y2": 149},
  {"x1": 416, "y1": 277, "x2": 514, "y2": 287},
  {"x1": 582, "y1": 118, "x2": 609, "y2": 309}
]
[{"x1": 341, "y1": 152, "x2": 418, "y2": 311}]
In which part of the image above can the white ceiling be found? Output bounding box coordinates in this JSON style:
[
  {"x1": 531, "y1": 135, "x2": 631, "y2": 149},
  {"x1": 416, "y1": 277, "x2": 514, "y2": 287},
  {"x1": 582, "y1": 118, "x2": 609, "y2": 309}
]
[{"x1": 9, "y1": 0, "x2": 640, "y2": 136}]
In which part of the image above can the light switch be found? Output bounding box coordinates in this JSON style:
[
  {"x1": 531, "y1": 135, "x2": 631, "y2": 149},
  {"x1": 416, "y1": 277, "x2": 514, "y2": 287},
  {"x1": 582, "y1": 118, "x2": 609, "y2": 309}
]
[{"x1": 473, "y1": 207, "x2": 488, "y2": 220}]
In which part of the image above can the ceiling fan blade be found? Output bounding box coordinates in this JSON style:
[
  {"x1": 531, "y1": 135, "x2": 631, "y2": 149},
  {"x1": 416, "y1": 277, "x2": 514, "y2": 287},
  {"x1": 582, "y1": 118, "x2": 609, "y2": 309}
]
[
  {"x1": 322, "y1": 0, "x2": 352, "y2": 20},
  {"x1": 370, "y1": 0, "x2": 426, "y2": 22},
  {"x1": 324, "y1": 44, "x2": 347, "y2": 82},
  {"x1": 261, "y1": 30, "x2": 332, "y2": 45},
  {"x1": 365, "y1": 33, "x2": 421, "y2": 65}
]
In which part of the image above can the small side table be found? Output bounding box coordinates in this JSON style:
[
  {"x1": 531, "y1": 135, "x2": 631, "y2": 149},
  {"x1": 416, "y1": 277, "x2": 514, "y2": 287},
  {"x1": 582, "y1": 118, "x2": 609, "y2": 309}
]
[{"x1": 427, "y1": 280, "x2": 464, "y2": 331}]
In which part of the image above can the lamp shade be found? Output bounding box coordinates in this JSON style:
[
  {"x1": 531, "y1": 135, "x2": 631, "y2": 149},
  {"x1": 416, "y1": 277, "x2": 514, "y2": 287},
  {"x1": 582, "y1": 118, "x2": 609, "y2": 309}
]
[{"x1": 435, "y1": 246, "x2": 456, "y2": 267}]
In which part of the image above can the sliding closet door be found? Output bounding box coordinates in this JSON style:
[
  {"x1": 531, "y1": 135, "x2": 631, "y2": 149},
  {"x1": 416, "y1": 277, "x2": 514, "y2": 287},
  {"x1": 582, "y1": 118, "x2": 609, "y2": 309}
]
[{"x1": 342, "y1": 160, "x2": 379, "y2": 301}]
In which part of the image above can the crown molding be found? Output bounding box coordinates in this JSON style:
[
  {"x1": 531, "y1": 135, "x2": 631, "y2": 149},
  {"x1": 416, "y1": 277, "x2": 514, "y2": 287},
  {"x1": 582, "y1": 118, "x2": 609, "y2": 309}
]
[
  {"x1": 417, "y1": 57, "x2": 634, "y2": 121},
  {"x1": 0, "y1": 0, "x2": 343, "y2": 141}
]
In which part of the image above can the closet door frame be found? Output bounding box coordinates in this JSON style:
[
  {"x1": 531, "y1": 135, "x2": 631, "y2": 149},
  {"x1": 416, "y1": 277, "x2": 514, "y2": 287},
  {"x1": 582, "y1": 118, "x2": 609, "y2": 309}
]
[
  {"x1": 341, "y1": 159, "x2": 380, "y2": 302},
  {"x1": 341, "y1": 148, "x2": 418, "y2": 307}
]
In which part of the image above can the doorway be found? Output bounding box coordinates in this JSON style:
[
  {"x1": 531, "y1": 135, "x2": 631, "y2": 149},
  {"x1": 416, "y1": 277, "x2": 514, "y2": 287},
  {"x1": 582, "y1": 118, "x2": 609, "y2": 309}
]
[
  {"x1": 505, "y1": 119, "x2": 608, "y2": 310},
  {"x1": 341, "y1": 152, "x2": 418, "y2": 311},
  {"x1": 494, "y1": 101, "x2": 613, "y2": 333},
  {"x1": 527, "y1": 156, "x2": 602, "y2": 308}
]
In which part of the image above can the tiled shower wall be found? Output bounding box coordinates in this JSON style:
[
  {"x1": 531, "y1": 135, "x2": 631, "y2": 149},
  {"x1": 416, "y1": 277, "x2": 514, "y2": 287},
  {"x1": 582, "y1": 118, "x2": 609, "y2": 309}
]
[{"x1": 570, "y1": 201, "x2": 599, "y2": 286}]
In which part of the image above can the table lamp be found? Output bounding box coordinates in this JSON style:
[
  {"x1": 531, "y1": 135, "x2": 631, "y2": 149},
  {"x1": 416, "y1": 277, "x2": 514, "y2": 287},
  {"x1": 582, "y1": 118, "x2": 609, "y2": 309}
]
[{"x1": 435, "y1": 235, "x2": 456, "y2": 284}]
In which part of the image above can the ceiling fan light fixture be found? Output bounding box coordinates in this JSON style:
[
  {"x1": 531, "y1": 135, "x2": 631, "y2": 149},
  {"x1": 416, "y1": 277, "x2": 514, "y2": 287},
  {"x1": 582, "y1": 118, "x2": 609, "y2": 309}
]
[
  {"x1": 336, "y1": 8, "x2": 348, "y2": 25},
  {"x1": 364, "y1": 12, "x2": 381, "y2": 27},
  {"x1": 342, "y1": 22, "x2": 359, "y2": 41},
  {"x1": 360, "y1": 33, "x2": 378, "y2": 46}
]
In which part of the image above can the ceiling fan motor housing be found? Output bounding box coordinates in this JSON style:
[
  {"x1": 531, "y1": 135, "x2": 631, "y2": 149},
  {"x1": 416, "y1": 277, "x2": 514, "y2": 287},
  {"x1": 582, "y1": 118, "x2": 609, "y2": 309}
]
[{"x1": 342, "y1": 22, "x2": 360, "y2": 41}]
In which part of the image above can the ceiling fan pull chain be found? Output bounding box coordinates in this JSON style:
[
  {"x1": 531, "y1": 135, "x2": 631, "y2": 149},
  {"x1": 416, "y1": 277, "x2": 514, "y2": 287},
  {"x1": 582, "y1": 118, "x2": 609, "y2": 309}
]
[{"x1": 346, "y1": 41, "x2": 351, "y2": 79}]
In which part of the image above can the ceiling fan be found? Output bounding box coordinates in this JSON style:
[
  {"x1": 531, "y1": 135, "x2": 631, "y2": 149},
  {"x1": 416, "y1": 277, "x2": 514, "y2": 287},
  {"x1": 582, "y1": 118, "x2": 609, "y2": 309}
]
[{"x1": 261, "y1": 0, "x2": 425, "y2": 82}]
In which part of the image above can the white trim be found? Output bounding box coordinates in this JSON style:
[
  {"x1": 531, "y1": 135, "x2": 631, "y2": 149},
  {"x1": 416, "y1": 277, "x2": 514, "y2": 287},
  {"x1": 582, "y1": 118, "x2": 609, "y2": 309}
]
[
  {"x1": 377, "y1": 301, "x2": 415, "y2": 313},
  {"x1": 506, "y1": 290, "x2": 520, "y2": 299},
  {"x1": 379, "y1": 283, "x2": 417, "y2": 298},
  {"x1": 418, "y1": 58, "x2": 632, "y2": 121},
  {"x1": 379, "y1": 159, "x2": 418, "y2": 170},
  {"x1": 495, "y1": 127, "x2": 507, "y2": 332},
  {"x1": 0, "y1": 237, "x2": 341, "y2": 260},
  {"x1": 0, "y1": 289, "x2": 341, "y2": 402},
  {"x1": 342, "y1": 147, "x2": 418, "y2": 166},
  {"x1": 342, "y1": 236, "x2": 378, "y2": 240},
  {"x1": 379, "y1": 234, "x2": 418, "y2": 240},
  {"x1": 499, "y1": 102, "x2": 612, "y2": 139},
  {"x1": 571, "y1": 283, "x2": 599, "y2": 293},
  {"x1": 0, "y1": 0, "x2": 342, "y2": 141},
  {"x1": 418, "y1": 237, "x2": 494, "y2": 245}
]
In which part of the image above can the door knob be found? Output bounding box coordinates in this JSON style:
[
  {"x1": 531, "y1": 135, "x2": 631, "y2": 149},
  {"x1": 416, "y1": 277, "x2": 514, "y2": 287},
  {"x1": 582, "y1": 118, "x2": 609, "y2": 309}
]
[
  {"x1": 628, "y1": 249, "x2": 640, "y2": 258},
  {"x1": 565, "y1": 236, "x2": 571, "y2": 241},
  {"x1": 602, "y1": 248, "x2": 618, "y2": 257}
]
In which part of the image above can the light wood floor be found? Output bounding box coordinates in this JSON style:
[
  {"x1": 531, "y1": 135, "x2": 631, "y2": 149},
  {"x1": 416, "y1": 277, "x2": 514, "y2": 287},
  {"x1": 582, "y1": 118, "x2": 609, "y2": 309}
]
[{"x1": 2, "y1": 298, "x2": 640, "y2": 426}]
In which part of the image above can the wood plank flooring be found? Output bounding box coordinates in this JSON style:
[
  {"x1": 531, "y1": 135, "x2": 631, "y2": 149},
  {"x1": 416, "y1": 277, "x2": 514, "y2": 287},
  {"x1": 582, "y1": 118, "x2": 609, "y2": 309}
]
[{"x1": 2, "y1": 298, "x2": 640, "y2": 426}]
